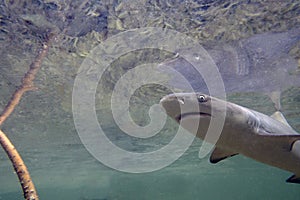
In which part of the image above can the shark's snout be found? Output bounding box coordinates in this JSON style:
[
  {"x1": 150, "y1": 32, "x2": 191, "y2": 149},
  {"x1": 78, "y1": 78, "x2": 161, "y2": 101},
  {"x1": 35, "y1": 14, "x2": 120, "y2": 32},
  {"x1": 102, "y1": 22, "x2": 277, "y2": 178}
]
[
  {"x1": 160, "y1": 94, "x2": 184, "y2": 122},
  {"x1": 159, "y1": 94, "x2": 185, "y2": 106},
  {"x1": 160, "y1": 93, "x2": 213, "y2": 123}
]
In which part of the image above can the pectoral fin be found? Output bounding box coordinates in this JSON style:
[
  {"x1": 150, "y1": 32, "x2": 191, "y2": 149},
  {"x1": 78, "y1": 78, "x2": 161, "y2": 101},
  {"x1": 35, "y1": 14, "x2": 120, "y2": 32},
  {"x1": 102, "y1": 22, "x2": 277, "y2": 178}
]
[
  {"x1": 210, "y1": 147, "x2": 238, "y2": 164},
  {"x1": 286, "y1": 174, "x2": 300, "y2": 184},
  {"x1": 286, "y1": 140, "x2": 300, "y2": 184}
]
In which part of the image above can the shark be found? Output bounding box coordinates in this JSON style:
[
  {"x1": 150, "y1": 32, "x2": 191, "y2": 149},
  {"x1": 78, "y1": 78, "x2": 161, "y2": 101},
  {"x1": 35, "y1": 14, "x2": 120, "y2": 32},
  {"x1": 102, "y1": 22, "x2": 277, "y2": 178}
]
[
  {"x1": 158, "y1": 28, "x2": 300, "y2": 110},
  {"x1": 160, "y1": 92, "x2": 300, "y2": 184}
]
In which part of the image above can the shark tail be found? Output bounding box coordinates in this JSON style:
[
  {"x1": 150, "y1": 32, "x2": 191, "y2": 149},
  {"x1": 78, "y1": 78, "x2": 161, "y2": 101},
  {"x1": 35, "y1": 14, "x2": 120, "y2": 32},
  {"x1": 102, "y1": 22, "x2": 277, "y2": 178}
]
[{"x1": 286, "y1": 175, "x2": 300, "y2": 184}]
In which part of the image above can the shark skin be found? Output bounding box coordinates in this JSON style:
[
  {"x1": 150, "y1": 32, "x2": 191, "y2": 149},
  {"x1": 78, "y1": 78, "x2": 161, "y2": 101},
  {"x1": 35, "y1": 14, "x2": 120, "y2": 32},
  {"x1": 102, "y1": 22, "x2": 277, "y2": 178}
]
[
  {"x1": 160, "y1": 93, "x2": 300, "y2": 184},
  {"x1": 158, "y1": 28, "x2": 300, "y2": 110}
]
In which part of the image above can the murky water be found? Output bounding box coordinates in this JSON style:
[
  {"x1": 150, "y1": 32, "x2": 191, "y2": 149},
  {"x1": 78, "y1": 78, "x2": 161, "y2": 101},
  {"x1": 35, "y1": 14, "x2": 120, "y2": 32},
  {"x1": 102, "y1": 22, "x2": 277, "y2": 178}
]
[{"x1": 0, "y1": 0, "x2": 299, "y2": 199}]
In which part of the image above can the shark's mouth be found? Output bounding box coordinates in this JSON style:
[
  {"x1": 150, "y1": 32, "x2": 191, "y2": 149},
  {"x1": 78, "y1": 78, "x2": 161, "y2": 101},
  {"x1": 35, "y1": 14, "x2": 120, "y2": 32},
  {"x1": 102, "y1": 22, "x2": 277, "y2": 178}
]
[{"x1": 176, "y1": 112, "x2": 212, "y2": 122}]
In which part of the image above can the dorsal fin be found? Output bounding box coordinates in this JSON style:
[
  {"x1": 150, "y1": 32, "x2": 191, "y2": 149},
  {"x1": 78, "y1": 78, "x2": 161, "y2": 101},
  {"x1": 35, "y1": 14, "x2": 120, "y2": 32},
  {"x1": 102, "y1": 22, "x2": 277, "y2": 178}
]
[
  {"x1": 209, "y1": 147, "x2": 238, "y2": 164},
  {"x1": 270, "y1": 111, "x2": 292, "y2": 128}
]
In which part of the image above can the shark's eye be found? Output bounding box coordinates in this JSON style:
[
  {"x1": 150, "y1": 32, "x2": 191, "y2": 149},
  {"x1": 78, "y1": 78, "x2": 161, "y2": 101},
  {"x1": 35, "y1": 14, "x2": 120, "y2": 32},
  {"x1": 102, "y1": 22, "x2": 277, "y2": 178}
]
[{"x1": 197, "y1": 95, "x2": 207, "y2": 102}]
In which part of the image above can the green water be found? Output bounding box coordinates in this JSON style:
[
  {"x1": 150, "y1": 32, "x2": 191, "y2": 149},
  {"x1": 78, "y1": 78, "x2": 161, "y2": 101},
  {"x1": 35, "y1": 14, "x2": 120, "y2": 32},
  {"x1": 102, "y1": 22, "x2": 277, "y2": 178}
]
[{"x1": 0, "y1": 0, "x2": 300, "y2": 199}]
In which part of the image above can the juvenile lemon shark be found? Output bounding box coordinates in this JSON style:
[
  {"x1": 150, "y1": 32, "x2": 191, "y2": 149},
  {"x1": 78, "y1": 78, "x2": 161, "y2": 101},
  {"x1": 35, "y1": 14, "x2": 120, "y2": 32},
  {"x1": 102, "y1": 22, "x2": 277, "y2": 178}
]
[{"x1": 160, "y1": 93, "x2": 300, "y2": 184}]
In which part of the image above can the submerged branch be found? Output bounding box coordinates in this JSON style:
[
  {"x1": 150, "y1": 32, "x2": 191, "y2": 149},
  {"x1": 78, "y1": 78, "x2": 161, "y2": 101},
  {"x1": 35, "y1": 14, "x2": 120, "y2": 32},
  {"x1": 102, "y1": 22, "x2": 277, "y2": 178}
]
[
  {"x1": 0, "y1": 129, "x2": 39, "y2": 200},
  {"x1": 0, "y1": 34, "x2": 53, "y2": 200},
  {"x1": 0, "y1": 40, "x2": 50, "y2": 126}
]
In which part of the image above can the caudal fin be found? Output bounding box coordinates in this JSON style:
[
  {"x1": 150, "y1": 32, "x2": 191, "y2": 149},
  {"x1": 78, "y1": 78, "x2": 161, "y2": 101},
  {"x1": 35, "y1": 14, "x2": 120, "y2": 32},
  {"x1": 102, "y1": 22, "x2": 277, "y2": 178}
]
[{"x1": 286, "y1": 175, "x2": 300, "y2": 184}]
